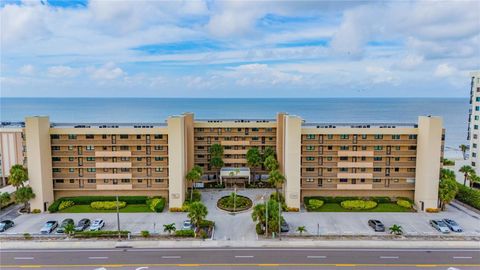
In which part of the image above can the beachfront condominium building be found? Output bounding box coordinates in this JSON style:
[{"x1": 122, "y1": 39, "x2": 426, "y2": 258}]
[
  {"x1": 17, "y1": 113, "x2": 443, "y2": 212},
  {"x1": 0, "y1": 124, "x2": 26, "y2": 187},
  {"x1": 468, "y1": 71, "x2": 480, "y2": 174}
]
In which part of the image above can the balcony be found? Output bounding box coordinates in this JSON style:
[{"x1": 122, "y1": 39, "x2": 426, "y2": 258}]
[
  {"x1": 337, "y1": 183, "x2": 373, "y2": 190},
  {"x1": 96, "y1": 162, "x2": 132, "y2": 168},
  {"x1": 337, "y1": 162, "x2": 373, "y2": 168},
  {"x1": 337, "y1": 172, "x2": 373, "y2": 179},
  {"x1": 95, "y1": 151, "x2": 131, "y2": 157},
  {"x1": 96, "y1": 184, "x2": 133, "y2": 190},
  {"x1": 96, "y1": 173, "x2": 132, "y2": 179},
  {"x1": 220, "y1": 141, "x2": 250, "y2": 146},
  {"x1": 337, "y1": 151, "x2": 374, "y2": 157}
]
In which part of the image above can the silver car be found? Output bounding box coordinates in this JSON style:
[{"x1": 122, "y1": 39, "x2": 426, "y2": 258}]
[
  {"x1": 443, "y1": 219, "x2": 463, "y2": 232},
  {"x1": 430, "y1": 219, "x2": 450, "y2": 233},
  {"x1": 89, "y1": 219, "x2": 105, "y2": 231}
]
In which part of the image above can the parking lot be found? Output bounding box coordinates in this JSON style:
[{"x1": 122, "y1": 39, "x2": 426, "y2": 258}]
[{"x1": 1, "y1": 189, "x2": 479, "y2": 239}]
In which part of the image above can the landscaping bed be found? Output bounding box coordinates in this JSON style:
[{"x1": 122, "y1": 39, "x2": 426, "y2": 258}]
[
  {"x1": 49, "y1": 196, "x2": 165, "y2": 213},
  {"x1": 58, "y1": 204, "x2": 152, "y2": 213},
  {"x1": 304, "y1": 196, "x2": 414, "y2": 212},
  {"x1": 217, "y1": 193, "x2": 253, "y2": 212}
]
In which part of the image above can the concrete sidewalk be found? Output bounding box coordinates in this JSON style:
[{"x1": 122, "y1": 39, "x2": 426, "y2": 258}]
[{"x1": 1, "y1": 238, "x2": 479, "y2": 249}]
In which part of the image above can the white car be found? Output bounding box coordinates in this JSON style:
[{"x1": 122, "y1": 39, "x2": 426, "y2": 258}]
[
  {"x1": 182, "y1": 220, "x2": 193, "y2": 230},
  {"x1": 89, "y1": 219, "x2": 105, "y2": 231},
  {"x1": 430, "y1": 219, "x2": 450, "y2": 234}
]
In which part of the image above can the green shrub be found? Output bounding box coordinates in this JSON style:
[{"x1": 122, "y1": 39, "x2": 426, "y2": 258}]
[
  {"x1": 48, "y1": 200, "x2": 62, "y2": 212},
  {"x1": 396, "y1": 199, "x2": 412, "y2": 208},
  {"x1": 396, "y1": 197, "x2": 413, "y2": 203},
  {"x1": 31, "y1": 209, "x2": 41, "y2": 214},
  {"x1": 308, "y1": 199, "x2": 324, "y2": 210},
  {"x1": 371, "y1": 197, "x2": 392, "y2": 203},
  {"x1": 340, "y1": 200, "x2": 377, "y2": 210},
  {"x1": 58, "y1": 200, "x2": 75, "y2": 211},
  {"x1": 23, "y1": 233, "x2": 32, "y2": 240},
  {"x1": 141, "y1": 230, "x2": 150, "y2": 238},
  {"x1": 175, "y1": 229, "x2": 195, "y2": 237},
  {"x1": 185, "y1": 190, "x2": 201, "y2": 203},
  {"x1": 49, "y1": 196, "x2": 151, "y2": 212},
  {"x1": 146, "y1": 197, "x2": 165, "y2": 212},
  {"x1": 456, "y1": 184, "x2": 480, "y2": 210},
  {"x1": 90, "y1": 201, "x2": 127, "y2": 210},
  {"x1": 198, "y1": 219, "x2": 215, "y2": 228},
  {"x1": 198, "y1": 230, "x2": 208, "y2": 239},
  {"x1": 255, "y1": 223, "x2": 264, "y2": 235},
  {"x1": 74, "y1": 230, "x2": 130, "y2": 238}
]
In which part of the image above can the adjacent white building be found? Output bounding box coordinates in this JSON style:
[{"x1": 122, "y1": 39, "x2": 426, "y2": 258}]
[
  {"x1": 468, "y1": 71, "x2": 480, "y2": 173},
  {"x1": 0, "y1": 124, "x2": 25, "y2": 186}
]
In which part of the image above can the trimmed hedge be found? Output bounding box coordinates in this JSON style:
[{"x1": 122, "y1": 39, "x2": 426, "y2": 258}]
[
  {"x1": 304, "y1": 196, "x2": 392, "y2": 205},
  {"x1": 146, "y1": 197, "x2": 166, "y2": 212},
  {"x1": 49, "y1": 196, "x2": 164, "y2": 212},
  {"x1": 198, "y1": 219, "x2": 215, "y2": 229},
  {"x1": 58, "y1": 201, "x2": 75, "y2": 211},
  {"x1": 307, "y1": 199, "x2": 324, "y2": 211},
  {"x1": 74, "y1": 230, "x2": 130, "y2": 238},
  {"x1": 456, "y1": 184, "x2": 480, "y2": 210},
  {"x1": 90, "y1": 201, "x2": 127, "y2": 210},
  {"x1": 396, "y1": 199, "x2": 412, "y2": 209},
  {"x1": 175, "y1": 229, "x2": 195, "y2": 237},
  {"x1": 341, "y1": 200, "x2": 377, "y2": 210}
]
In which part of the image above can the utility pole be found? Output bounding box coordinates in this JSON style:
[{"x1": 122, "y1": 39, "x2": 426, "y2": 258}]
[
  {"x1": 116, "y1": 195, "x2": 121, "y2": 240},
  {"x1": 265, "y1": 193, "x2": 268, "y2": 238},
  {"x1": 278, "y1": 191, "x2": 281, "y2": 240}
]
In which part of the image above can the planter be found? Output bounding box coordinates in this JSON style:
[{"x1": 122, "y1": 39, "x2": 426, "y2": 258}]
[{"x1": 217, "y1": 195, "x2": 253, "y2": 212}]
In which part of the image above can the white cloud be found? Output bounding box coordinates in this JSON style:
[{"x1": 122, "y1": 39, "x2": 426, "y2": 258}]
[
  {"x1": 224, "y1": 63, "x2": 302, "y2": 86},
  {"x1": 18, "y1": 64, "x2": 35, "y2": 75},
  {"x1": 434, "y1": 63, "x2": 457, "y2": 77},
  {"x1": 88, "y1": 62, "x2": 125, "y2": 80},
  {"x1": 47, "y1": 65, "x2": 79, "y2": 78}
]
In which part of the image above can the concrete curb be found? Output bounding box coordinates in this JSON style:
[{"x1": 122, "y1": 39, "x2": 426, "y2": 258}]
[{"x1": 1, "y1": 239, "x2": 479, "y2": 249}]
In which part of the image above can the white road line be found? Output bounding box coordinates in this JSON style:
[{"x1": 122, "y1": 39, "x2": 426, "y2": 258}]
[
  {"x1": 14, "y1": 257, "x2": 34, "y2": 260},
  {"x1": 453, "y1": 256, "x2": 473, "y2": 259},
  {"x1": 307, "y1": 256, "x2": 327, "y2": 259},
  {"x1": 235, "y1": 255, "x2": 254, "y2": 258},
  {"x1": 161, "y1": 256, "x2": 181, "y2": 259},
  {"x1": 88, "y1": 256, "x2": 109, "y2": 259},
  {"x1": 380, "y1": 256, "x2": 399, "y2": 259}
]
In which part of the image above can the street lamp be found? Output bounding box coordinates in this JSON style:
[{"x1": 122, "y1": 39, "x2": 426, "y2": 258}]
[{"x1": 116, "y1": 195, "x2": 121, "y2": 240}]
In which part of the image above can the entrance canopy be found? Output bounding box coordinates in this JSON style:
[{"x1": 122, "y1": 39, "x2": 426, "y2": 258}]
[{"x1": 220, "y1": 167, "x2": 251, "y2": 184}]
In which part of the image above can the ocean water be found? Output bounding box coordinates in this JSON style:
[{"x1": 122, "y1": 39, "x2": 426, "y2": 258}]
[{"x1": 0, "y1": 98, "x2": 469, "y2": 154}]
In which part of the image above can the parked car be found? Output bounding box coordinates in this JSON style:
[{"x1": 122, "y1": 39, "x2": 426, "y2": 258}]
[
  {"x1": 75, "y1": 218, "x2": 91, "y2": 232},
  {"x1": 89, "y1": 219, "x2": 105, "y2": 231},
  {"x1": 430, "y1": 219, "x2": 450, "y2": 233},
  {"x1": 0, "y1": 220, "x2": 14, "y2": 232},
  {"x1": 56, "y1": 218, "x2": 74, "y2": 233},
  {"x1": 368, "y1": 220, "x2": 385, "y2": 232},
  {"x1": 443, "y1": 219, "x2": 463, "y2": 232},
  {"x1": 182, "y1": 220, "x2": 193, "y2": 230},
  {"x1": 40, "y1": 221, "x2": 58, "y2": 234},
  {"x1": 280, "y1": 220, "x2": 290, "y2": 232}
]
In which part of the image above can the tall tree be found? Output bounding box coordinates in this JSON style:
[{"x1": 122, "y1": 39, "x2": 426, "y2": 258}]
[
  {"x1": 186, "y1": 165, "x2": 203, "y2": 201},
  {"x1": 251, "y1": 199, "x2": 282, "y2": 235},
  {"x1": 440, "y1": 168, "x2": 456, "y2": 181},
  {"x1": 438, "y1": 178, "x2": 459, "y2": 210},
  {"x1": 264, "y1": 155, "x2": 279, "y2": 172},
  {"x1": 209, "y1": 144, "x2": 224, "y2": 182},
  {"x1": 459, "y1": 165, "x2": 474, "y2": 186},
  {"x1": 187, "y1": 201, "x2": 208, "y2": 228},
  {"x1": 262, "y1": 147, "x2": 276, "y2": 160},
  {"x1": 459, "y1": 144, "x2": 468, "y2": 160},
  {"x1": 246, "y1": 147, "x2": 262, "y2": 182},
  {"x1": 469, "y1": 173, "x2": 480, "y2": 188},
  {"x1": 8, "y1": 165, "x2": 28, "y2": 191},
  {"x1": 15, "y1": 186, "x2": 35, "y2": 212},
  {"x1": 268, "y1": 169, "x2": 285, "y2": 195},
  {"x1": 209, "y1": 143, "x2": 224, "y2": 157},
  {"x1": 210, "y1": 156, "x2": 224, "y2": 182}
]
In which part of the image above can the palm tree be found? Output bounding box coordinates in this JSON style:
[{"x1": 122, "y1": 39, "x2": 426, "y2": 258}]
[
  {"x1": 389, "y1": 224, "x2": 403, "y2": 235},
  {"x1": 209, "y1": 143, "x2": 224, "y2": 157},
  {"x1": 14, "y1": 186, "x2": 35, "y2": 212},
  {"x1": 459, "y1": 144, "x2": 468, "y2": 160},
  {"x1": 296, "y1": 226, "x2": 306, "y2": 235},
  {"x1": 264, "y1": 155, "x2": 279, "y2": 172},
  {"x1": 251, "y1": 203, "x2": 266, "y2": 226},
  {"x1": 440, "y1": 168, "x2": 456, "y2": 181},
  {"x1": 63, "y1": 223, "x2": 75, "y2": 237},
  {"x1": 210, "y1": 156, "x2": 224, "y2": 183},
  {"x1": 163, "y1": 223, "x2": 176, "y2": 235},
  {"x1": 0, "y1": 192, "x2": 11, "y2": 210},
  {"x1": 187, "y1": 201, "x2": 208, "y2": 228},
  {"x1": 186, "y1": 165, "x2": 203, "y2": 201},
  {"x1": 246, "y1": 147, "x2": 262, "y2": 182},
  {"x1": 459, "y1": 165, "x2": 474, "y2": 186},
  {"x1": 268, "y1": 169, "x2": 285, "y2": 196},
  {"x1": 263, "y1": 147, "x2": 276, "y2": 160},
  {"x1": 438, "y1": 178, "x2": 459, "y2": 210},
  {"x1": 469, "y1": 173, "x2": 480, "y2": 188},
  {"x1": 8, "y1": 165, "x2": 28, "y2": 191}
]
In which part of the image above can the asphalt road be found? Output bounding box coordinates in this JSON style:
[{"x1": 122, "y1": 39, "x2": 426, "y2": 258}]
[{"x1": 1, "y1": 247, "x2": 479, "y2": 269}]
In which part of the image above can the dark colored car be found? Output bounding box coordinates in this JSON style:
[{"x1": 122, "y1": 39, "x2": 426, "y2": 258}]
[
  {"x1": 0, "y1": 220, "x2": 14, "y2": 232},
  {"x1": 40, "y1": 221, "x2": 58, "y2": 234},
  {"x1": 75, "y1": 218, "x2": 91, "y2": 232},
  {"x1": 280, "y1": 220, "x2": 290, "y2": 232},
  {"x1": 368, "y1": 220, "x2": 385, "y2": 232},
  {"x1": 56, "y1": 218, "x2": 74, "y2": 233}
]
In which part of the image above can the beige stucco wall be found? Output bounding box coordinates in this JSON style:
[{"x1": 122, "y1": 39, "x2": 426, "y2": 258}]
[
  {"x1": 25, "y1": 117, "x2": 54, "y2": 212},
  {"x1": 283, "y1": 115, "x2": 302, "y2": 209},
  {"x1": 301, "y1": 190, "x2": 414, "y2": 201},
  {"x1": 55, "y1": 190, "x2": 168, "y2": 199},
  {"x1": 414, "y1": 116, "x2": 443, "y2": 211},
  {"x1": 276, "y1": 113, "x2": 286, "y2": 173},
  {"x1": 0, "y1": 129, "x2": 24, "y2": 186},
  {"x1": 184, "y1": 113, "x2": 195, "y2": 172},
  {"x1": 167, "y1": 116, "x2": 186, "y2": 208}
]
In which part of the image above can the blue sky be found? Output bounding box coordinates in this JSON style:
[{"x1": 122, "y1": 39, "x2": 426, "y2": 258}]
[{"x1": 1, "y1": 0, "x2": 479, "y2": 97}]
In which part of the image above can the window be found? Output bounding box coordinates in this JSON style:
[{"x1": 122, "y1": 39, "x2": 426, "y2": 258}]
[
  {"x1": 339, "y1": 146, "x2": 349, "y2": 150},
  {"x1": 339, "y1": 156, "x2": 348, "y2": 161},
  {"x1": 87, "y1": 168, "x2": 96, "y2": 172},
  {"x1": 88, "y1": 179, "x2": 96, "y2": 183},
  {"x1": 154, "y1": 146, "x2": 163, "y2": 150},
  {"x1": 306, "y1": 146, "x2": 315, "y2": 151},
  {"x1": 137, "y1": 157, "x2": 142, "y2": 161},
  {"x1": 407, "y1": 168, "x2": 416, "y2": 172},
  {"x1": 475, "y1": 125, "x2": 479, "y2": 130},
  {"x1": 326, "y1": 157, "x2": 332, "y2": 161},
  {"x1": 154, "y1": 135, "x2": 163, "y2": 139},
  {"x1": 373, "y1": 168, "x2": 382, "y2": 172},
  {"x1": 102, "y1": 135, "x2": 107, "y2": 139},
  {"x1": 409, "y1": 135, "x2": 417, "y2": 139},
  {"x1": 68, "y1": 134, "x2": 77, "y2": 140},
  {"x1": 155, "y1": 179, "x2": 164, "y2": 183},
  {"x1": 306, "y1": 157, "x2": 315, "y2": 161},
  {"x1": 392, "y1": 135, "x2": 400, "y2": 140},
  {"x1": 476, "y1": 116, "x2": 480, "y2": 121},
  {"x1": 339, "y1": 179, "x2": 348, "y2": 183},
  {"x1": 252, "y1": 128, "x2": 259, "y2": 131},
  {"x1": 68, "y1": 145, "x2": 74, "y2": 150},
  {"x1": 121, "y1": 179, "x2": 130, "y2": 183},
  {"x1": 52, "y1": 146, "x2": 61, "y2": 151},
  {"x1": 327, "y1": 135, "x2": 333, "y2": 139},
  {"x1": 53, "y1": 168, "x2": 61, "y2": 173},
  {"x1": 306, "y1": 168, "x2": 315, "y2": 172},
  {"x1": 373, "y1": 179, "x2": 381, "y2": 183},
  {"x1": 408, "y1": 146, "x2": 417, "y2": 150},
  {"x1": 69, "y1": 179, "x2": 75, "y2": 183},
  {"x1": 374, "y1": 146, "x2": 383, "y2": 150},
  {"x1": 137, "y1": 168, "x2": 142, "y2": 172},
  {"x1": 86, "y1": 134, "x2": 94, "y2": 139},
  {"x1": 51, "y1": 134, "x2": 60, "y2": 139},
  {"x1": 361, "y1": 134, "x2": 367, "y2": 139},
  {"x1": 52, "y1": 157, "x2": 61, "y2": 162},
  {"x1": 86, "y1": 145, "x2": 94, "y2": 151},
  {"x1": 394, "y1": 157, "x2": 400, "y2": 161},
  {"x1": 395, "y1": 168, "x2": 399, "y2": 172},
  {"x1": 339, "y1": 168, "x2": 348, "y2": 172},
  {"x1": 395, "y1": 146, "x2": 401, "y2": 150},
  {"x1": 327, "y1": 146, "x2": 333, "y2": 150},
  {"x1": 86, "y1": 157, "x2": 95, "y2": 161},
  {"x1": 120, "y1": 146, "x2": 129, "y2": 150},
  {"x1": 137, "y1": 146, "x2": 142, "y2": 150},
  {"x1": 374, "y1": 134, "x2": 383, "y2": 139},
  {"x1": 155, "y1": 157, "x2": 164, "y2": 161},
  {"x1": 69, "y1": 157, "x2": 74, "y2": 161},
  {"x1": 361, "y1": 146, "x2": 367, "y2": 150},
  {"x1": 120, "y1": 134, "x2": 128, "y2": 139},
  {"x1": 474, "y1": 144, "x2": 478, "y2": 149},
  {"x1": 306, "y1": 134, "x2": 315, "y2": 139},
  {"x1": 69, "y1": 168, "x2": 75, "y2": 172},
  {"x1": 155, "y1": 168, "x2": 164, "y2": 172},
  {"x1": 340, "y1": 134, "x2": 349, "y2": 139},
  {"x1": 476, "y1": 106, "x2": 480, "y2": 111},
  {"x1": 55, "y1": 179, "x2": 64, "y2": 183}
]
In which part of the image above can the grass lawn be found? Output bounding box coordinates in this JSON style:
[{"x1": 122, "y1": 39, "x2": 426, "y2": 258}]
[
  {"x1": 309, "y1": 203, "x2": 413, "y2": 212},
  {"x1": 59, "y1": 204, "x2": 152, "y2": 213}
]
